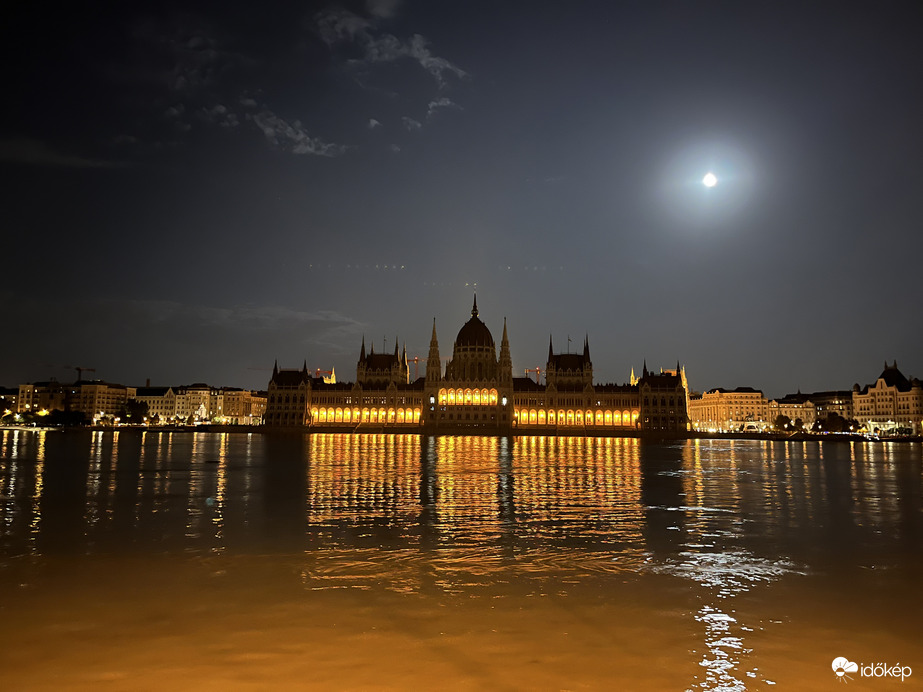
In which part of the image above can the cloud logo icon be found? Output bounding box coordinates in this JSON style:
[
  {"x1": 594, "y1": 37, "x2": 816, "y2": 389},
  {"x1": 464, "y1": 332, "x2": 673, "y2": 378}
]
[{"x1": 832, "y1": 657, "x2": 859, "y2": 682}]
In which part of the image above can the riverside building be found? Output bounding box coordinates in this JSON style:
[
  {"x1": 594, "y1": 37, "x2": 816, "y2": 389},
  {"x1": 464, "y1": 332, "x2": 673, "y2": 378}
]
[{"x1": 264, "y1": 297, "x2": 689, "y2": 436}]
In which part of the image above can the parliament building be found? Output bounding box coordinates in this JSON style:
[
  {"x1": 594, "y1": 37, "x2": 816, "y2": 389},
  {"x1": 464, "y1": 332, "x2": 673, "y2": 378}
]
[{"x1": 264, "y1": 297, "x2": 689, "y2": 436}]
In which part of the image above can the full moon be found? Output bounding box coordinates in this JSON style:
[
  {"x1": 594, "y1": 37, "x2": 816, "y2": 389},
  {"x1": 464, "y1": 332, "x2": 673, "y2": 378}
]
[{"x1": 703, "y1": 172, "x2": 718, "y2": 187}]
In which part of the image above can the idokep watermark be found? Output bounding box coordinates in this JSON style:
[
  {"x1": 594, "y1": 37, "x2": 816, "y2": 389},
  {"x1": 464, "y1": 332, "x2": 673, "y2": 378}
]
[{"x1": 832, "y1": 657, "x2": 912, "y2": 683}]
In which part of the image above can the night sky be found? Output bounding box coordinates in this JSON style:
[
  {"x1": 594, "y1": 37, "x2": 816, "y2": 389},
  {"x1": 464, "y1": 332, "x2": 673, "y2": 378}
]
[{"x1": 4, "y1": 1, "x2": 922, "y2": 399}]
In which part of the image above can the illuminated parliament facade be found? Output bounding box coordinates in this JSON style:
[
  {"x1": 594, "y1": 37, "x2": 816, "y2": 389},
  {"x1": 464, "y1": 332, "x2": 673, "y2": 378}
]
[{"x1": 264, "y1": 298, "x2": 689, "y2": 436}]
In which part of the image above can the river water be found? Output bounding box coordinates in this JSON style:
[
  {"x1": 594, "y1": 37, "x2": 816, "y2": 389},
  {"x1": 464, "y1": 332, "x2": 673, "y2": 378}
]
[{"x1": 0, "y1": 430, "x2": 920, "y2": 690}]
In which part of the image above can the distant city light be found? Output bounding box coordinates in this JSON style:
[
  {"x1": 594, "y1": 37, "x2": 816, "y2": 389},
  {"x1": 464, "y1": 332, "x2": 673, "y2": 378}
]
[{"x1": 703, "y1": 172, "x2": 718, "y2": 187}]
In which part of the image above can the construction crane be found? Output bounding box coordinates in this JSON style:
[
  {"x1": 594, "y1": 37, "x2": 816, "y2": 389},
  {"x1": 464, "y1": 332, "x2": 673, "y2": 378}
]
[
  {"x1": 524, "y1": 367, "x2": 543, "y2": 384},
  {"x1": 314, "y1": 368, "x2": 336, "y2": 384},
  {"x1": 408, "y1": 356, "x2": 451, "y2": 381}
]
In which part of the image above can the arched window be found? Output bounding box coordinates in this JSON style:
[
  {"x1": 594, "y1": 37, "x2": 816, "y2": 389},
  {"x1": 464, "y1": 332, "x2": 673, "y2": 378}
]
[
  {"x1": 548, "y1": 410, "x2": 556, "y2": 425},
  {"x1": 489, "y1": 389, "x2": 498, "y2": 405},
  {"x1": 538, "y1": 410, "x2": 546, "y2": 425},
  {"x1": 448, "y1": 390, "x2": 456, "y2": 405},
  {"x1": 559, "y1": 409, "x2": 566, "y2": 425},
  {"x1": 576, "y1": 410, "x2": 584, "y2": 425},
  {"x1": 397, "y1": 409, "x2": 405, "y2": 423},
  {"x1": 370, "y1": 409, "x2": 378, "y2": 423},
  {"x1": 596, "y1": 410, "x2": 604, "y2": 425},
  {"x1": 473, "y1": 389, "x2": 481, "y2": 405},
  {"x1": 622, "y1": 410, "x2": 630, "y2": 426},
  {"x1": 335, "y1": 408, "x2": 343, "y2": 423},
  {"x1": 413, "y1": 408, "x2": 421, "y2": 423},
  {"x1": 439, "y1": 389, "x2": 447, "y2": 404},
  {"x1": 311, "y1": 407, "x2": 318, "y2": 421},
  {"x1": 318, "y1": 408, "x2": 327, "y2": 423},
  {"x1": 353, "y1": 408, "x2": 360, "y2": 422},
  {"x1": 464, "y1": 389, "x2": 473, "y2": 404},
  {"x1": 529, "y1": 409, "x2": 537, "y2": 424},
  {"x1": 566, "y1": 410, "x2": 574, "y2": 426},
  {"x1": 328, "y1": 408, "x2": 335, "y2": 423},
  {"x1": 380, "y1": 408, "x2": 388, "y2": 423},
  {"x1": 604, "y1": 410, "x2": 612, "y2": 425},
  {"x1": 632, "y1": 410, "x2": 639, "y2": 424}
]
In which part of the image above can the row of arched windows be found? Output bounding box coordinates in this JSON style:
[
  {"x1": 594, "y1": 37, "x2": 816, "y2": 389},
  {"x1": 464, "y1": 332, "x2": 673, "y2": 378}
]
[
  {"x1": 312, "y1": 407, "x2": 421, "y2": 424},
  {"x1": 514, "y1": 408, "x2": 639, "y2": 426},
  {"x1": 438, "y1": 388, "x2": 499, "y2": 406}
]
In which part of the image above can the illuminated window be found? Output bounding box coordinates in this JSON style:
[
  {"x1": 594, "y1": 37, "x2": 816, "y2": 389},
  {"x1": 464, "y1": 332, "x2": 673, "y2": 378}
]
[
  {"x1": 596, "y1": 410, "x2": 603, "y2": 425},
  {"x1": 370, "y1": 409, "x2": 378, "y2": 423},
  {"x1": 473, "y1": 389, "x2": 481, "y2": 405},
  {"x1": 439, "y1": 389, "x2": 447, "y2": 404},
  {"x1": 529, "y1": 409, "x2": 537, "y2": 424},
  {"x1": 397, "y1": 409, "x2": 405, "y2": 423},
  {"x1": 632, "y1": 410, "x2": 639, "y2": 424},
  {"x1": 448, "y1": 389, "x2": 456, "y2": 405},
  {"x1": 576, "y1": 410, "x2": 584, "y2": 425},
  {"x1": 566, "y1": 410, "x2": 574, "y2": 425},
  {"x1": 464, "y1": 389, "x2": 472, "y2": 404},
  {"x1": 548, "y1": 410, "x2": 556, "y2": 424},
  {"x1": 328, "y1": 408, "x2": 335, "y2": 423},
  {"x1": 605, "y1": 410, "x2": 612, "y2": 425},
  {"x1": 489, "y1": 389, "x2": 498, "y2": 404},
  {"x1": 538, "y1": 410, "x2": 546, "y2": 425},
  {"x1": 413, "y1": 408, "x2": 421, "y2": 423}
]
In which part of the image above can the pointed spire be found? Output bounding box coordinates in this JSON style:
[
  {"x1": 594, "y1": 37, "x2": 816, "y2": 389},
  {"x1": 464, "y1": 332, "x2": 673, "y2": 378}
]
[
  {"x1": 394, "y1": 337, "x2": 399, "y2": 358},
  {"x1": 548, "y1": 334, "x2": 554, "y2": 361},
  {"x1": 272, "y1": 360, "x2": 278, "y2": 378},
  {"x1": 360, "y1": 336, "x2": 366, "y2": 361},
  {"x1": 630, "y1": 367, "x2": 636, "y2": 386},
  {"x1": 583, "y1": 333, "x2": 590, "y2": 361},
  {"x1": 499, "y1": 317, "x2": 513, "y2": 387},
  {"x1": 471, "y1": 294, "x2": 479, "y2": 317},
  {"x1": 642, "y1": 360, "x2": 649, "y2": 377},
  {"x1": 302, "y1": 360, "x2": 308, "y2": 374},
  {"x1": 426, "y1": 318, "x2": 441, "y2": 383}
]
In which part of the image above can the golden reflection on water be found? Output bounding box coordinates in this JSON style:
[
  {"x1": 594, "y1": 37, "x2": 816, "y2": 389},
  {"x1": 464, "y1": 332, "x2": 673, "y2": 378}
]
[{"x1": 0, "y1": 431, "x2": 921, "y2": 690}]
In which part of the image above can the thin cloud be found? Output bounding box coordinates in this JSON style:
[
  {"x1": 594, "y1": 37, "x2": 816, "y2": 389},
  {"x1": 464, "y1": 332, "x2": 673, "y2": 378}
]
[
  {"x1": 0, "y1": 138, "x2": 128, "y2": 169},
  {"x1": 366, "y1": 0, "x2": 402, "y2": 19},
  {"x1": 427, "y1": 97, "x2": 460, "y2": 118},
  {"x1": 401, "y1": 117, "x2": 422, "y2": 132},
  {"x1": 315, "y1": 8, "x2": 467, "y2": 88},
  {"x1": 368, "y1": 118, "x2": 382, "y2": 129},
  {"x1": 249, "y1": 109, "x2": 349, "y2": 156}
]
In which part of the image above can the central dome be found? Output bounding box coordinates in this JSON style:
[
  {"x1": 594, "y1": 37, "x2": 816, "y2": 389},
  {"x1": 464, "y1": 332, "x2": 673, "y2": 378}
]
[{"x1": 455, "y1": 296, "x2": 495, "y2": 348}]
